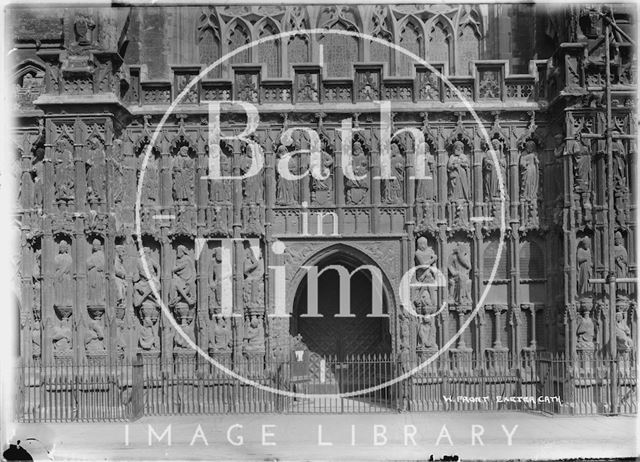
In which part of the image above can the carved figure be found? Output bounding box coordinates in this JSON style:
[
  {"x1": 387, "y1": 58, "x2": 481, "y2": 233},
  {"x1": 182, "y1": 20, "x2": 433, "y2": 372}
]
[
  {"x1": 575, "y1": 310, "x2": 594, "y2": 349},
  {"x1": 520, "y1": 140, "x2": 539, "y2": 200},
  {"x1": 415, "y1": 237, "x2": 438, "y2": 307},
  {"x1": 210, "y1": 317, "x2": 232, "y2": 354},
  {"x1": 54, "y1": 240, "x2": 73, "y2": 309},
  {"x1": 142, "y1": 156, "x2": 159, "y2": 204},
  {"x1": 85, "y1": 310, "x2": 106, "y2": 353},
  {"x1": 417, "y1": 317, "x2": 437, "y2": 351},
  {"x1": 615, "y1": 312, "x2": 634, "y2": 351},
  {"x1": 571, "y1": 134, "x2": 592, "y2": 190},
  {"x1": 52, "y1": 317, "x2": 72, "y2": 355},
  {"x1": 172, "y1": 146, "x2": 195, "y2": 203},
  {"x1": 243, "y1": 315, "x2": 265, "y2": 354},
  {"x1": 383, "y1": 142, "x2": 404, "y2": 204},
  {"x1": 483, "y1": 139, "x2": 506, "y2": 200},
  {"x1": 210, "y1": 145, "x2": 232, "y2": 203},
  {"x1": 311, "y1": 144, "x2": 334, "y2": 205},
  {"x1": 614, "y1": 232, "x2": 628, "y2": 279},
  {"x1": 243, "y1": 245, "x2": 264, "y2": 307},
  {"x1": 415, "y1": 144, "x2": 435, "y2": 202},
  {"x1": 170, "y1": 245, "x2": 196, "y2": 307},
  {"x1": 86, "y1": 136, "x2": 106, "y2": 205},
  {"x1": 53, "y1": 140, "x2": 74, "y2": 203},
  {"x1": 344, "y1": 141, "x2": 370, "y2": 205},
  {"x1": 447, "y1": 141, "x2": 470, "y2": 201},
  {"x1": 114, "y1": 245, "x2": 128, "y2": 307},
  {"x1": 134, "y1": 247, "x2": 160, "y2": 351},
  {"x1": 86, "y1": 239, "x2": 106, "y2": 307},
  {"x1": 275, "y1": 145, "x2": 297, "y2": 205},
  {"x1": 241, "y1": 146, "x2": 264, "y2": 204},
  {"x1": 448, "y1": 243, "x2": 472, "y2": 304},
  {"x1": 576, "y1": 237, "x2": 593, "y2": 299}
]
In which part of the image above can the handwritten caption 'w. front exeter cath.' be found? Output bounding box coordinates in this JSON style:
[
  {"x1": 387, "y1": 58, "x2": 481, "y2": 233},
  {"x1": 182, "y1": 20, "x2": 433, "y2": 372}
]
[{"x1": 196, "y1": 100, "x2": 450, "y2": 320}]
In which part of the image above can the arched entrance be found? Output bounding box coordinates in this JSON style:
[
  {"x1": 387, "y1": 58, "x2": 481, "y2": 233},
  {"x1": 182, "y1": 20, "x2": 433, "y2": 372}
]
[{"x1": 289, "y1": 245, "x2": 393, "y2": 360}]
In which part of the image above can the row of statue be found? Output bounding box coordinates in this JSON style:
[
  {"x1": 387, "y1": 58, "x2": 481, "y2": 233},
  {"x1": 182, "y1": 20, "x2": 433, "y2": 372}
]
[{"x1": 26, "y1": 135, "x2": 547, "y2": 211}]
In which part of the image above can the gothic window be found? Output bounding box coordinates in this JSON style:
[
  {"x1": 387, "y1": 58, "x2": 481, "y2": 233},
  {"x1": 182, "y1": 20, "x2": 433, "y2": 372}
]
[
  {"x1": 198, "y1": 8, "x2": 222, "y2": 78},
  {"x1": 257, "y1": 21, "x2": 281, "y2": 78},
  {"x1": 318, "y1": 22, "x2": 359, "y2": 78},
  {"x1": 287, "y1": 6, "x2": 310, "y2": 69},
  {"x1": 427, "y1": 20, "x2": 451, "y2": 70},
  {"x1": 397, "y1": 18, "x2": 423, "y2": 76},
  {"x1": 483, "y1": 240, "x2": 508, "y2": 280},
  {"x1": 227, "y1": 20, "x2": 251, "y2": 65},
  {"x1": 456, "y1": 24, "x2": 479, "y2": 75},
  {"x1": 520, "y1": 241, "x2": 545, "y2": 280},
  {"x1": 369, "y1": 5, "x2": 392, "y2": 69}
]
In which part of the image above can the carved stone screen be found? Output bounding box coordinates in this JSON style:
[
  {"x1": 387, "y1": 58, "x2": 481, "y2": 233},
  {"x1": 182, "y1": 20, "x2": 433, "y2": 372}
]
[{"x1": 5, "y1": 3, "x2": 639, "y2": 447}]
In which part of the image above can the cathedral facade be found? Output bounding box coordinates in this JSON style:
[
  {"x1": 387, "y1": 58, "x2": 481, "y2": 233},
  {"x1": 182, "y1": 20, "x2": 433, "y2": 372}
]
[{"x1": 9, "y1": 4, "x2": 636, "y2": 409}]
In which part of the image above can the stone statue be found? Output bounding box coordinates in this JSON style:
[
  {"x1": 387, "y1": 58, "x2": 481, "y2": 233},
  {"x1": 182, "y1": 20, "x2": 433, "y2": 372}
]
[
  {"x1": 241, "y1": 146, "x2": 264, "y2": 204},
  {"x1": 85, "y1": 310, "x2": 106, "y2": 353},
  {"x1": 383, "y1": 142, "x2": 404, "y2": 204},
  {"x1": 52, "y1": 316, "x2": 72, "y2": 355},
  {"x1": 612, "y1": 131, "x2": 628, "y2": 192},
  {"x1": 614, "y1": 231, "x2": 628, "y2": 279},
  {"x1": 415, "y1": 237, "x2": 438, "y2": 307},
  {"x1": 210, "y1": 316, "x2": 232, "y2": 354},
  {"x1": 311, "y1": 144, "x2": 334, "y2": 205},
  {"x1": 571, "y1": 134, "x2": 592, "y2": 190},
  {"x1": 344, "y1": 141, "x2": 370, "y2": 205},
  {"x1": 448, "y1": 242, "x2": 472, "y2": 304},
  {"x1": 86, "y1": 239, "x2": 106, "y2": 307},
  {"x1": 243, "y1": 315, "x2": 265, "y2": 355},
  {"x1": 447, "y1": 141, "x2": 470, "y2": 201},
  {"x1": 53, "y1": 139, "x2": 74, "y2": 204},
  {"x1": 575, "y1": 310, "x2": 594, "y2": 350},
  {"x1": 169, "y1": 245, "x2": 196, "y2": 308},
  {"x1": 134, "y1": 247, "x2": 160, "y2": 351},
  {"x1": 32, "y1": 160, "x2": 44, "y2": 209},
  {"x1": 173, "y1": 311, "x2": 196, "y2": 350},
  {"x1": 615, "y1": 312, "x2": 634, "y2": 352},
  {"x1": 32, "y1": 247, "x2": 41, "y2": 318},
  {"x1": 172, "y1": 146, "x2": 195, "y2": 203},
  {"x1": 243, "y1": 246, "x2": 264, "y2": 307},
  {"x1": 111, "y1": 139, "x2": 125, "y2": 206},
  {"x1": 576, "y1": 237, "x2": 593, "y2": 299},
  {"x1": 114, "y1": 245, "x2": 128, "y2": 308},
  {"x1": 275, "y1": 144, "x2": 297, "y2": 205},
  {"x1": 86, "y1": 136, "x2": 106, "y2": 205},
  {"x1": 520, "y1": 140, "x2": 539, "y2": 201},
  {"x1": 483, "y1": 139, "x2": 506, "y2": 200},
  {"x1": 208, "y1": 247, "x2": 223, "y2": 313},
  {"x1": 54, "y1": 240, "x2": 74, "y2": 309},
  {"x1": 417, "y1": 317, "x2": 437, "y2": 351},
  {"x1": 415, "y1": 144, "x2": 435, "y2": 202},
  {"x1": 210, "y1": 145, "x2": 232, "y2": 203},
  {"x1": 141, "y1": 156, "x2": 159, "y2": 205}
]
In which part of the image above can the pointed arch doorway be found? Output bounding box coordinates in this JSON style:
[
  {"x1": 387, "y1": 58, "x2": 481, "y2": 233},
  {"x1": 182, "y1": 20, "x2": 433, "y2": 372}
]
[{"x1": 289, "y1": 245, "x2": 393, "y2": 360}]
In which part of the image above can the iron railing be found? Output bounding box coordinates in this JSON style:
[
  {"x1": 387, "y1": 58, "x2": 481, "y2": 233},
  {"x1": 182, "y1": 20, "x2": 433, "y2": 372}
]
[{"x1": 15, "y1": 351, "x2": 636, "y2": 422}]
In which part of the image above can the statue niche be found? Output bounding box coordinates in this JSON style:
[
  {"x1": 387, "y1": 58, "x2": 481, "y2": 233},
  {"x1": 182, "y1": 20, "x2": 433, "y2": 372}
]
[
  {"x1": 569, "y1": 133, "x2": 593, "y2": 224},
  {"x1": 382, "y1": 141, "x2": 405, "y2": 204},
  {"x1": 311, "y1": 136, "x2": 334, "y2": 205},
  {"x1": 576, "y1": 236, "x2": 593, "y2": 300},
  {"x1": 138, "y1": 143, "x2": 160, "y2": 206},
  {"x1": 242, "y1": 244, "x2": 264, "y2": 309},
  {"x1": 209, "y1": 316, "x2": 232, "y2": 356},
  {"x1": 414, "y1": 237, "x2": 438, "y2": 309},
  {"x1": 209, "y1": 142, "x2": 232, "y2": 204},
  {"x1": 448, "y1": 241, "x2": 472, "y2": 305},
  {"x1": 86, "y1": 136, "x2": 107, "y2": 208},
  {"x1": 170, "y1": 244, "x2": 196, "y2": 315},
  {"x1": 415, "y1": 142, "x2": 436, "y2": 202},
  {"x1": 575, "y1": 307, "x2": 595, "y2": 351},
  {"x1": 344, "y1": 140, "x2": 370, "y2": 205},
  {"x1": 53, "y1": 138, "x2": 74, "y2": 210},
  {"x1": 86, "y1": 238, "x2": 106, "y2": 309},
  {"x1": 447, "y1": 140, "x2": 471, "y2": 201},
  {"x1": 519, "y1": 139, "x2": 540, "y2": 227},
  {"x1": 483, "y1": 138, "x2": 506, "y2": 201},
  {"x1": 275, "y1": 144, "x2": 298, "y2": 206},
  {"x1": 172, "y1": 145, "x2": 196, "y2": 204},
  {"x1": 241, "y1": 142, "x2": 264, "y2": 205},
  {"x1": 85, "y1": 306, "x2": 106, "y2": 355},
  {"x1": 134, "y1": 246, "x2": 161, "y2": 352},
  {"x1": 54, "y1": 239, "x2": 74, "y2": 313}
]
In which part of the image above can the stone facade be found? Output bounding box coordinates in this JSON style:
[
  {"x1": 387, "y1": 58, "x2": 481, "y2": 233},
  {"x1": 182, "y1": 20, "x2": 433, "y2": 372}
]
[{"x1": 10, "y1": 4, "x2": 636, "y2": 368}]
